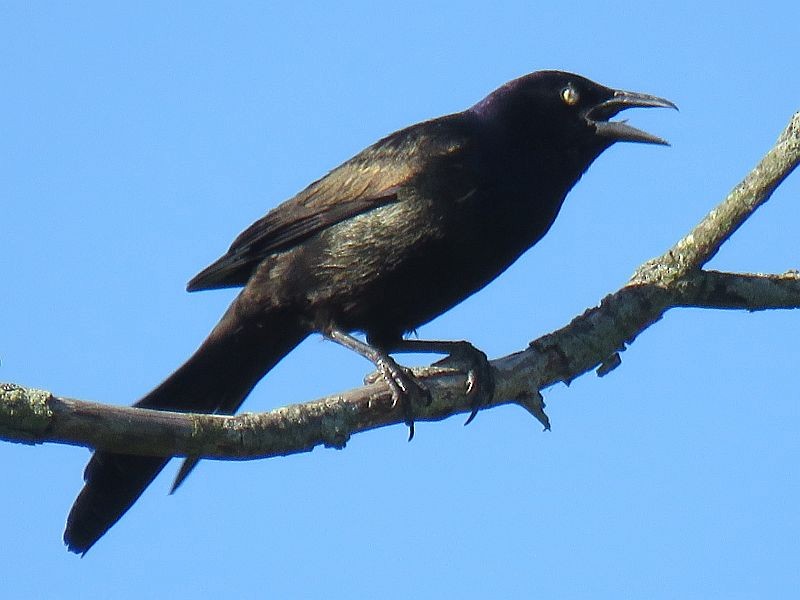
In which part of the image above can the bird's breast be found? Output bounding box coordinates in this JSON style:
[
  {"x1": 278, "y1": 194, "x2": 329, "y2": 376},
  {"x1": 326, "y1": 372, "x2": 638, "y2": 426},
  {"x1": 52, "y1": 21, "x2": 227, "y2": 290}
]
[{"x1": 295, "y1": 179, "x2": 566, "y2": 339}]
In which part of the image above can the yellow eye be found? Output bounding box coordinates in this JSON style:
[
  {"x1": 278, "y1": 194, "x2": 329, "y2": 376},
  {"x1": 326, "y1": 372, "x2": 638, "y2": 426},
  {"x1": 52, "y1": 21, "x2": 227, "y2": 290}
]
[{"x1": 561, "y1": 85, "x2": 579, "y2": 106}]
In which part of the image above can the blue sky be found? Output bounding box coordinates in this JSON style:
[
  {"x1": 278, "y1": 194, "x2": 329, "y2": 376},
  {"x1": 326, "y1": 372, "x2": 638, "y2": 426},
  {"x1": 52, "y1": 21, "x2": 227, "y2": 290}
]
[{"x1": 2, "y1": 2, "x2": 798, "y2": 598}]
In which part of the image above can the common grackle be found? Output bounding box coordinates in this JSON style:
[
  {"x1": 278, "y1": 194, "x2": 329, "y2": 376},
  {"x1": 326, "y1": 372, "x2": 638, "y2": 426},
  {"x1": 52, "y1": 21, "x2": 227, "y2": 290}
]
[{"x1": 64, "y1": 70, "x2": 675, "y2": 554}]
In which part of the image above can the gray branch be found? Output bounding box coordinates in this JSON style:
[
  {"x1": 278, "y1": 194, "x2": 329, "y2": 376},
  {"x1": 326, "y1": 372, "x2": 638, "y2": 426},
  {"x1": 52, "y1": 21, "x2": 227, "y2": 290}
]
[{"x1": 2, "y1": 112, "x2": 799, "y2": 460}]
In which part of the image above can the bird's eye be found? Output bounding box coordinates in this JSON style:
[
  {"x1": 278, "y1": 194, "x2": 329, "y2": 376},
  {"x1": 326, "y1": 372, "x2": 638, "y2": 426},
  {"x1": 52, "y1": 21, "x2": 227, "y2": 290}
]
[{"x1": 560, "y1": 85, "x2": 579, "y2": 106}]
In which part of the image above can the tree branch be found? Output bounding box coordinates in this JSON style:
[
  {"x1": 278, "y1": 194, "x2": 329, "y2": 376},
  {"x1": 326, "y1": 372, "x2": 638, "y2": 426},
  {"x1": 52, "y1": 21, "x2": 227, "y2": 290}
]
[
  {"x1": 2, "y1": 112, "x2": 799, "y2": 460},
  {"x1": 675, "y1": 269, "x2": 800, "y2": 310},
  {"x1": 633, "y1": 111, "x2": 800, "y2": 282}
]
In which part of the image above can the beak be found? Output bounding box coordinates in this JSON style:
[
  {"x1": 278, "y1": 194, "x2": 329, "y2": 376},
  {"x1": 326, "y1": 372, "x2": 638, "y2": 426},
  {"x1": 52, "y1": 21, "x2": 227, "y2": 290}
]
[{"x1": 589, "y1": 90, "x2": 678, "y2": 146}]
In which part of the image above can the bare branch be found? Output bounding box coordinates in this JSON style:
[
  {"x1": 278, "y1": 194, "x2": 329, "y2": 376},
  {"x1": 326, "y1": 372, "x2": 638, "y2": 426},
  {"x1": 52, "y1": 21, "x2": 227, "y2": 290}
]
[
  {"x1": 2, "y1": 112, "x2": 799, "y2": 460},
  {"x1": 674, "y1": 270, "x2": 800, "y2": 310},
  {"x1": 633, "y1": 111, "x2": 800, "y2": 283}
]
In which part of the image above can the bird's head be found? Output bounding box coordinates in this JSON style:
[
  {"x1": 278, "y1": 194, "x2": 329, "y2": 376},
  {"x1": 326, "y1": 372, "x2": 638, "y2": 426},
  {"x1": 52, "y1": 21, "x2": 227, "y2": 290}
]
[{"x1": 470, "y1": 70, "x2": 676, "y2": 153}]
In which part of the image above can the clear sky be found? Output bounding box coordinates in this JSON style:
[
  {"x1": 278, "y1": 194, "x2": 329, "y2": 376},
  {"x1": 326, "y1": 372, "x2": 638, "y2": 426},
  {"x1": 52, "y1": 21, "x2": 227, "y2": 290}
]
[{"x1": 2, "y1": 2, "x2": 798, "y2": 598}]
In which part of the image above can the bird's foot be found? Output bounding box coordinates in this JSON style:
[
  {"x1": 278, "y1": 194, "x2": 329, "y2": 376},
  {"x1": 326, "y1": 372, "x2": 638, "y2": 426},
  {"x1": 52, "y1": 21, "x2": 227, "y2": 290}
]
[
  {"x1": 432, "y1": 342, "x2": 495, "y2": 425},
  {"x1": 370, "y1": 356, "x2": 431, "y2": 441},
  {"x1": 324, "y1": 327, "x2": 433, "y2": 441}
]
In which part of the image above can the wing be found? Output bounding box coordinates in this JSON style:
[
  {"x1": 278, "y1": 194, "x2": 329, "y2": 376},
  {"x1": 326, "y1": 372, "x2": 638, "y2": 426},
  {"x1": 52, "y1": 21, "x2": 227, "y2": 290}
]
[{"x1": 187, "y1": 115, "x2": 473, "y2": 291}]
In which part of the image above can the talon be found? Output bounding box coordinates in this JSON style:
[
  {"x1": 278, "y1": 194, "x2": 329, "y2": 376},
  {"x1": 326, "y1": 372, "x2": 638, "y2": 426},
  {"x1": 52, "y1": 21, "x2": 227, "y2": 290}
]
[
  {"x1": 322, "y1": 328, "x2": 429, "y2": 440},
  {"x1": 465, "y1": 370, "x2": 478, "y2": 395},
  {"x1": 364, "y1": 371, "x2": 382, "y2": 385},
  {"x1": 459, "y1": 347, "x2": 495, "y2": 427},
  {"x1": 384, "y1": 338, "x2": 495, "y2": 427},
  {"x1": 464, "y1": 409, "x2": 479, "y2": 426},
  {"x1": 374, "y1": 356, "x2": 429, "y2": 440}
]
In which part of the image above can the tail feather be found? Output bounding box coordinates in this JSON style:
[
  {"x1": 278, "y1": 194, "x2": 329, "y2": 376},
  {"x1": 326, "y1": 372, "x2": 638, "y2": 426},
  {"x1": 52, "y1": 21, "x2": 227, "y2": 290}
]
[
  {"x1": 64, "y1": 301, "x2": 306, "y2": 554},
  {"x1": 171, "y1": 456, "x2": 201, "y2": 493}
]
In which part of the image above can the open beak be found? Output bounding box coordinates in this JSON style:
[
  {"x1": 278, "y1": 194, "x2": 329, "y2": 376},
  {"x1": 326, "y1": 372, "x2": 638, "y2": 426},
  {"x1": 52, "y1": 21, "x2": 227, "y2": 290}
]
[{"x1": 589, "y1": 90, "x2": 678, "y2": 145}]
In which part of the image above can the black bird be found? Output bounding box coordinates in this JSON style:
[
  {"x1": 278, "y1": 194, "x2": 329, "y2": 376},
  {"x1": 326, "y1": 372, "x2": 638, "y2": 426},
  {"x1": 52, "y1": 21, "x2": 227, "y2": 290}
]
[{"x1": 64, "y1": 70, "x2": 675, "y2": 554}]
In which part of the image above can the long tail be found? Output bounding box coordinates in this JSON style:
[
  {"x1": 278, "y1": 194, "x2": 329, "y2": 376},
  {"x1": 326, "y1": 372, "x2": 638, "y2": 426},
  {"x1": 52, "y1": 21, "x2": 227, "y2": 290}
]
[{"x1": 63, "y1": 296, "x2": 307, "y2": 554}]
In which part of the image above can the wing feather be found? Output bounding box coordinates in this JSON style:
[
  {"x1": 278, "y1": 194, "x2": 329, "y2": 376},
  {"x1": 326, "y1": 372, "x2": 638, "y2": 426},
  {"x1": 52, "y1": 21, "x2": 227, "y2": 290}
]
[{"x1": 187, "y1": 115, "x2": 471, "y2": 291}]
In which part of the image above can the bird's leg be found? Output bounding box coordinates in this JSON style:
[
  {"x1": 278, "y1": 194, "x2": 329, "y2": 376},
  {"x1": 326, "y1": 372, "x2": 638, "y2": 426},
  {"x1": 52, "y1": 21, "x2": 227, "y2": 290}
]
[
  {"x1": 385, "y1": 339, "x2": 495, "y2": 426},
  {"x1": 324, "y1": 328, "x2": 429, "y2": 440}
]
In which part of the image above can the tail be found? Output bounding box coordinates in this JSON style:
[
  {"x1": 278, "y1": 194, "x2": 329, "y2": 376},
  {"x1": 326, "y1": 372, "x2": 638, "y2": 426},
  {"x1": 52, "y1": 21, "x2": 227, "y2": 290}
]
[{"x1": 63, "y1": 296, "x2": 306, "y2": 554}]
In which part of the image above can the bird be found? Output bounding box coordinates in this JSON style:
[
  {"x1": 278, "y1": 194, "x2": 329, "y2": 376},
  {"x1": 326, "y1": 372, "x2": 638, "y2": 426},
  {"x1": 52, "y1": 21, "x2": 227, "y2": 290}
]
[{"x1": 64, "y1": 70, "x2": 675, "y2": 554}]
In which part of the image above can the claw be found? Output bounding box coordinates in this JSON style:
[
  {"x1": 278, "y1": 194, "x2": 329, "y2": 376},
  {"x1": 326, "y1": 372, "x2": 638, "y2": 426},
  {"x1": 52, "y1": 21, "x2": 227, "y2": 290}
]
[
  {"x1": 450, "y1": 344, "x2": 495, "y2": 426},
  {"x1": 373, "y1": 356, "x2": 429, "y2": 440},
  {"x1": 324, "y1": 328, "x2": 492, "y2": 439},
  {"x1": 393, "y1": 339, "x2": 495, "y2": 426},
  {"x1": 465, "y1": 370, "x2": 478, "y2": 395},
  {"x1": 464, "y1": 407, "x2": 480, "y2": 426},
  {"x1": 324, "y1": 328, "x2": 431, "y2": 439}
]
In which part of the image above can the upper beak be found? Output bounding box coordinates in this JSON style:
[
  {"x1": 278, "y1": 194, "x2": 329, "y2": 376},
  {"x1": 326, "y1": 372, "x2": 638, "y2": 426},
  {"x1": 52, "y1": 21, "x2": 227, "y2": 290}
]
[{"x1": 589, "y1": 90, "x2": 678, "y2": 146}]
